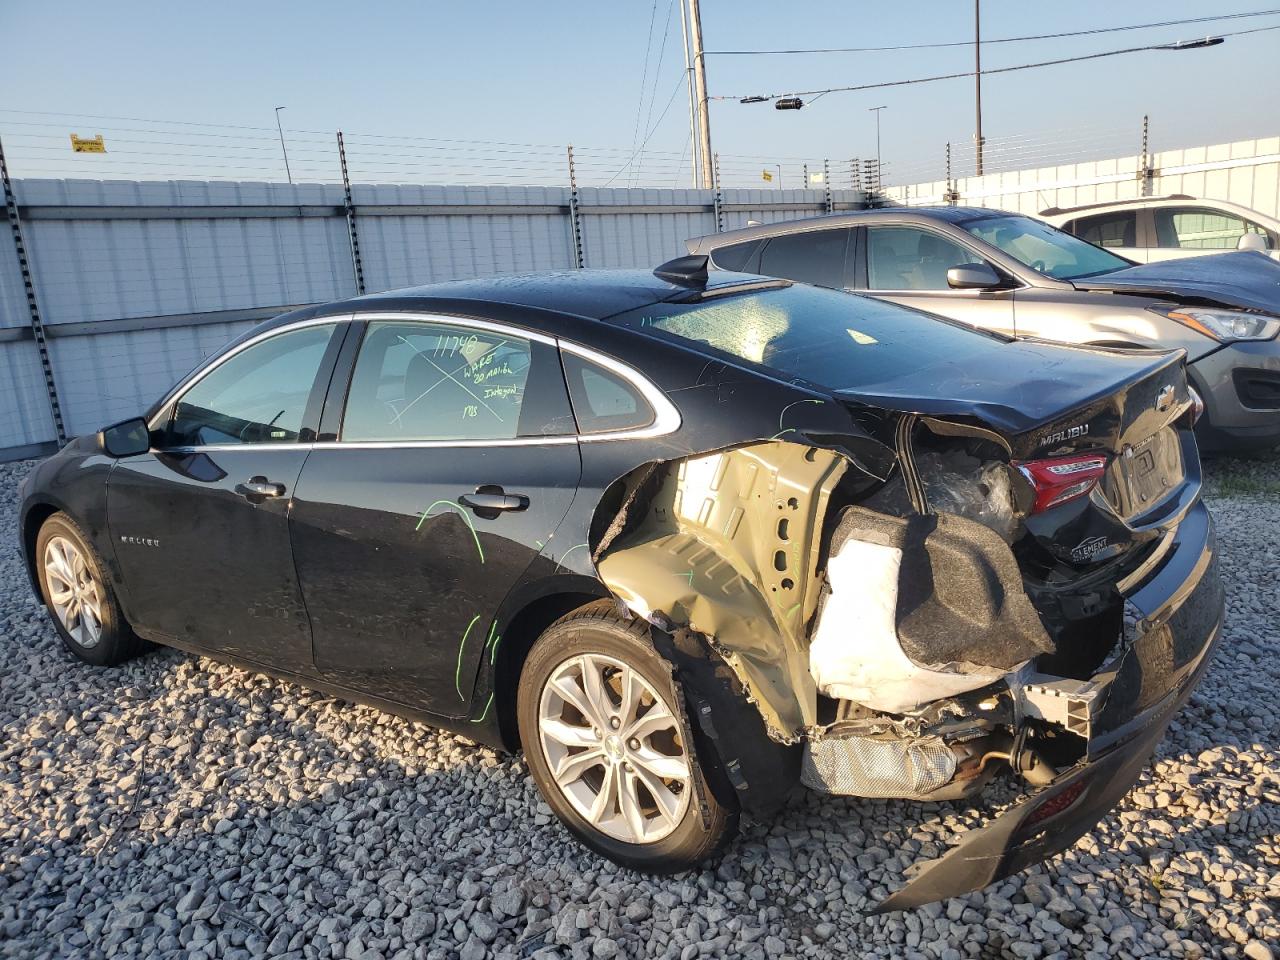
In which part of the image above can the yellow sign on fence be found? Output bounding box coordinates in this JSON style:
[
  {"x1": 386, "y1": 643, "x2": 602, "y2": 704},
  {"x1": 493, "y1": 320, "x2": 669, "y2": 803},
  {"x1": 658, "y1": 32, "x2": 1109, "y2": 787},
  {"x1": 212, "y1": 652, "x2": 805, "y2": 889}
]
[
  {"x1": 69, "y1": 134, "x2": 106, "y2": 154},
  {"x1": 761, "y1": 169, "x2": 773, "y2": 182}
]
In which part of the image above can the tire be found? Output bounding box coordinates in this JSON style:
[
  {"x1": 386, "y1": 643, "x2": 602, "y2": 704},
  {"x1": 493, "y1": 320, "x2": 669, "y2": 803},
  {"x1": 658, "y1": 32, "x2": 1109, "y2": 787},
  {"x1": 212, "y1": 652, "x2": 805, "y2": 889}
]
[
  {"x1": 517, "y1": 601, "x2": 738, "y2": 873},
  {"x1": 35, "y1": 512, "x2": 148, "y2": 667}
]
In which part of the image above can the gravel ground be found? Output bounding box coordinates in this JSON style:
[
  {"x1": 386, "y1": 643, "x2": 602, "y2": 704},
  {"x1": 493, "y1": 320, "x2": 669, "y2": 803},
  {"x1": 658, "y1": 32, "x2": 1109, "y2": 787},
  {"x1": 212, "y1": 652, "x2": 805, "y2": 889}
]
[{"x1": 1, "y1": 454, "x2": 1278, "y2": 960}]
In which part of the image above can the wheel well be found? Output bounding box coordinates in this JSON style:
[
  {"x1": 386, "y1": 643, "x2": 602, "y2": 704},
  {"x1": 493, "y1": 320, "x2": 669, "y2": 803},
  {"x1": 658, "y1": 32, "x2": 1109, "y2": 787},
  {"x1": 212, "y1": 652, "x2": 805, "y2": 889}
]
[
  {"x1": 492, "y1": 591, "x2": 606, "y2": 751},
  {"x1": 20, "y1": 503, "x2": 58, "y2": 597}
]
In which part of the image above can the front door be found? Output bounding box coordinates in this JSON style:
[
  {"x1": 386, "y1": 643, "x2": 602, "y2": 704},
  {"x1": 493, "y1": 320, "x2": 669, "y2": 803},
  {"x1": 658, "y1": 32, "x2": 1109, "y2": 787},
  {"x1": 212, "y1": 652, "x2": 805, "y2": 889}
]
[
  {"x1": 108, "y1": 321, "x2": 342, "y2": 668},
  {"x1": 290, "y1": 316, "x2": 581, "y2": 716},
  {"x1": 859, "y1": 224, "x2": 1016, "y2": 337}
]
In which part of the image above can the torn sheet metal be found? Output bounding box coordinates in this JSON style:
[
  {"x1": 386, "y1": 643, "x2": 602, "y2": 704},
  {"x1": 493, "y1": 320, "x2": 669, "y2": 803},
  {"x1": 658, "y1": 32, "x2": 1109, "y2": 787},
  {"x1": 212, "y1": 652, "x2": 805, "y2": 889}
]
[{"x1": 596, "y1": 440, "x2": 846, "y2": 741}]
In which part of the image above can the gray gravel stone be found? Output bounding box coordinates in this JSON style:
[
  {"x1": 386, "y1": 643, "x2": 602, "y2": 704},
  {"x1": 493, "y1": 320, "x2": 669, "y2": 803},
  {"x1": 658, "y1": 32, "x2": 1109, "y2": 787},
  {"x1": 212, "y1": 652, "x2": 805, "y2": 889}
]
[{"x1": 2, "y1": 451, "x2": 1279, "y2": 959}]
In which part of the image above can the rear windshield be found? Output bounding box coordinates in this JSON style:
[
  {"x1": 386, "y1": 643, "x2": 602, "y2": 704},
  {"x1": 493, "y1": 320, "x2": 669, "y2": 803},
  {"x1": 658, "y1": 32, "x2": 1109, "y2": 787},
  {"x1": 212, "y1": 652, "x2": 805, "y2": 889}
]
[
  {"x1": 611, "y1": 284, "x2": 1002, "y2": 391},
  {"x1": 960, "y1": 214, "x2": 1129, "y2": 280}
]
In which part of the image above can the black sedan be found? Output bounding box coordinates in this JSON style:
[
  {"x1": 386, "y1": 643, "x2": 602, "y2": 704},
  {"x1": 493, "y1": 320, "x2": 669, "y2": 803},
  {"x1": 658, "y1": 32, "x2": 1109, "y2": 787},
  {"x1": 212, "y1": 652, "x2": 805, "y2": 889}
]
[{"x1": 17, "y1": 258, "x2": 1223, "y2": 909}]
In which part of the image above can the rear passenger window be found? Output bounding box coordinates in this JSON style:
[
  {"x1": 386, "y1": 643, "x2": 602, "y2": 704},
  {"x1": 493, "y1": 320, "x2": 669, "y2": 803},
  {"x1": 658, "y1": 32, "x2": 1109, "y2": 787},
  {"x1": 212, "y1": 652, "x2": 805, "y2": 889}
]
[
  {"x1": 758, "y1": 229, "x2": 850, "y2": 288},
  {"x1": 709, "y1": 239, "x2": 763, "y2": 272},
  {"x1": 561, "y1": 351, "x2": 655, "y2": 435},
  {"x1": 342, "y1": 321, "x2": 573, "y2": 441},
  {"x1": 1069, "y1": 212, "x2": 1137, "y2": 248}
]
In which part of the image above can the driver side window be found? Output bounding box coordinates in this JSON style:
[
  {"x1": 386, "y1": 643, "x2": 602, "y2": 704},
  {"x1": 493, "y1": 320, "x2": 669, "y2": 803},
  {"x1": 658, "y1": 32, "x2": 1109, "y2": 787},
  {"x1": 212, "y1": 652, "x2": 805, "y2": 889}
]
[{"x1": 165, "y1": 324, "x2": 337, "y2": 447}]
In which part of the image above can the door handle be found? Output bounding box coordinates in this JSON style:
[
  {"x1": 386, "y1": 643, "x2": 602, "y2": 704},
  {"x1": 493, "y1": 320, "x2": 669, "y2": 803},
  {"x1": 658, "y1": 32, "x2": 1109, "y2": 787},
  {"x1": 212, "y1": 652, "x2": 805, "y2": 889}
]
[
  {"x1": 458, "y1": 486, "x2": 529, "y2": 514},
  {"x1": 235, "y1": 478, "x2": 286, "y2": 501}
]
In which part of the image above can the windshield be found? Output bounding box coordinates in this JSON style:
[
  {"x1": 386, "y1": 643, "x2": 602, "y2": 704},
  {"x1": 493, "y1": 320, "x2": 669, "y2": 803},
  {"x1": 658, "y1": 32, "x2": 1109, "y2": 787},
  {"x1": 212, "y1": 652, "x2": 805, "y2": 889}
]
[
  {"x1": 611, "y1": 285, "x2": 1003, "y2": 391},
  {"x1": 961, "y1": 214, "x2": 1129, "y2": 280}
]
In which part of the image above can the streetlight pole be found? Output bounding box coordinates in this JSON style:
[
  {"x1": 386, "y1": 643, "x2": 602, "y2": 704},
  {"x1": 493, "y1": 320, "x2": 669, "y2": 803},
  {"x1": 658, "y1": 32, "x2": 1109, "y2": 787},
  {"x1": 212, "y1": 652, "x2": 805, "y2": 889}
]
[
  {"x1": 869, "y1": 105, "x2": 885, "y2": 189},
  {"x1": 274, "y1": 106, "x2": 293, "y2": 184},
  {"x1": 687, "y1": 0, "x2": 714, "y2": 189},
  {"x1": 775, "y1": 164, "x2": 783, "y2": 190},
  {"x1": 974, "y1": 0, "x2": 985, "y2": 176}
]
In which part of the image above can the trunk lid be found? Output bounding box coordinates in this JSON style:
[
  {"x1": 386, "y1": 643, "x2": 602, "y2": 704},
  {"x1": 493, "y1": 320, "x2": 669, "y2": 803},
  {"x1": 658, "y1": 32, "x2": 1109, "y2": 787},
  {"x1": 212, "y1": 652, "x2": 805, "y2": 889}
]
[{"x1": 833, "y1": 339, "x2": 1189, "y2": 460}]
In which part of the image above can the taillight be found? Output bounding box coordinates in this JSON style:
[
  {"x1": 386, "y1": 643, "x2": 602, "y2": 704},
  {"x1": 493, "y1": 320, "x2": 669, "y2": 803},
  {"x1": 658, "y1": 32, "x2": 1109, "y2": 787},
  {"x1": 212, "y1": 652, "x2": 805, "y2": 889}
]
[
  {"x1": 1020, "y1": 777, "x2": 1090, "y2": 835},
  {"x1": 1016, "y1": 452, "x2": 1109, "y2": 513}
]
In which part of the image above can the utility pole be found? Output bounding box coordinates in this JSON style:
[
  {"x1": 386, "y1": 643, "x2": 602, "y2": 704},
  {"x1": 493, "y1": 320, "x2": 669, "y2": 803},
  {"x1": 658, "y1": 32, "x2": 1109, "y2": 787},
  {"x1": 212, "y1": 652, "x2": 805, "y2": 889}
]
[
  {"x1": 275, "y1": 106, "x2": 293, "y2": 184},
  {"x1": 869, "y1": 105, "x2": 886, "y2": 188},
  {"x1": 678, "y1": 0, "x2": 700, "y2": 188},
  {"x1": 687, "y1": 0, "x2": 714, "y2": 189},
  {"x1": 973, "y1": 0, "x2": 984, "y2": 176}
]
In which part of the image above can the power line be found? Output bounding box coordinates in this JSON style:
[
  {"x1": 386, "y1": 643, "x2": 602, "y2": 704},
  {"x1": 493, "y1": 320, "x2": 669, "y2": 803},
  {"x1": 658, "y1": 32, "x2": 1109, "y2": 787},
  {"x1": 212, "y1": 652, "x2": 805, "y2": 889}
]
[
  {"x1": 718, "y1": 24, "x2": 1280, "y2": 102},
  {"x1": 603, "y1": 73, "x2": 688, "y2": 186},
  {"x1": 636, "y1": 0, "x2": 677, "y2": 185},
  {"x1": 706, "y1": 7, "x2": 1280, "y2": 55},
  {"x1": 627, "y1": 0, "x2": 662, "y2": 187}
]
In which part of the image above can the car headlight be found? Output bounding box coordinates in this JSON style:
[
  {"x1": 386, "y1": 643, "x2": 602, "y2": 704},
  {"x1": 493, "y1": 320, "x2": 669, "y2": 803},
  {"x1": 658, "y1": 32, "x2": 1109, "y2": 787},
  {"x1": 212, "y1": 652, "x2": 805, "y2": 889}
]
[{"x1": 1154, "y1": 307, "x2": 1280, "y2": 342}]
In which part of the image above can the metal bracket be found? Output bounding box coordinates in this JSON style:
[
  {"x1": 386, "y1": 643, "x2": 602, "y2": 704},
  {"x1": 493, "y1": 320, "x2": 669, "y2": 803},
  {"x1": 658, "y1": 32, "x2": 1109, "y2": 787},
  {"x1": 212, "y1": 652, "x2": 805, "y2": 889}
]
[{"x1": 1021, "y1": 674, "x2": 1104, "y2": 739}]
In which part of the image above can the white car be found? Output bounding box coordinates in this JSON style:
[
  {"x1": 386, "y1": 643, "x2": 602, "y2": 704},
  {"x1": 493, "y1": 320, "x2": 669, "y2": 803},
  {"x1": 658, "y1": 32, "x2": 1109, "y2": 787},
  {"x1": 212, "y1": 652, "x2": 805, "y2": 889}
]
[{"x1": 1041, "y1": 196, "x2": 1280, "y2": 264}]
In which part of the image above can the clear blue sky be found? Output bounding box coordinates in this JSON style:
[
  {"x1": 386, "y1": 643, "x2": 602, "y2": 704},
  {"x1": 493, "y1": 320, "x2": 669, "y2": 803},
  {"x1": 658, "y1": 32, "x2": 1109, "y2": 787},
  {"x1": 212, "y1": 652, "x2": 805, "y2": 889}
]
[{"x1": 2, "y1": 1, "x2": 1277, "y2": 186}]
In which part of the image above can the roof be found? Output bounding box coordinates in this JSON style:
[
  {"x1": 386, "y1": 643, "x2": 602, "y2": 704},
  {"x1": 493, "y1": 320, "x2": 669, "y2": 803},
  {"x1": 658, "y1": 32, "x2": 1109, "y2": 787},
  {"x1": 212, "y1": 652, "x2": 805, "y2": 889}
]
[
  {"x1": 689, "y1": 206, "x2": 1017, "y2": 246},
  {"x1": 265, "y1": 268, "x2": 779, "y2": 333}
]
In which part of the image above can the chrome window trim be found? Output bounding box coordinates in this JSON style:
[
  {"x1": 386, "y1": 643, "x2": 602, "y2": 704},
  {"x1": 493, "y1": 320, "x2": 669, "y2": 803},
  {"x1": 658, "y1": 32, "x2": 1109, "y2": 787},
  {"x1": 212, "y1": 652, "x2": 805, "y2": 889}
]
[
  {"x1": 147, "y1": 314, "x2": 350, "y2": 432},
  {"x1": 148, "y1": 309, "x2": 681, "y2": 451},
  {"x1": 557, "y1": 340, "x2": 681, "y2": 442},
  {"x1": 351, "y1": 311, "x2": 558, "y2": 347}
]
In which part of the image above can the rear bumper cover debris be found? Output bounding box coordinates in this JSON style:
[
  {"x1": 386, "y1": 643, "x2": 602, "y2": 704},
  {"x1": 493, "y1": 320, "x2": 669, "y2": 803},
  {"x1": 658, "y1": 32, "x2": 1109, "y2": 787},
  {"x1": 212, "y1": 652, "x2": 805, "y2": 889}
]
[{"x1": 874, "y1": 499, "x2": 1222, "y2": 911}]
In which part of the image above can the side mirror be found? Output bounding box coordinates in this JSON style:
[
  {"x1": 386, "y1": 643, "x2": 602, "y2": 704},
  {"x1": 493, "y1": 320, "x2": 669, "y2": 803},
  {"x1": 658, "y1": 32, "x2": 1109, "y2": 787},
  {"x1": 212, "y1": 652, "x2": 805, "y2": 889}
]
[
  {"x1": 1237, "y1": 232, "x2": 1267, "y2": 253},
  {"x1": 947, "y1": 262, "x2": 1003, "y2": 290},
  {"x1": 98, "y1": 417, "x2": 151, "y2": 458}
]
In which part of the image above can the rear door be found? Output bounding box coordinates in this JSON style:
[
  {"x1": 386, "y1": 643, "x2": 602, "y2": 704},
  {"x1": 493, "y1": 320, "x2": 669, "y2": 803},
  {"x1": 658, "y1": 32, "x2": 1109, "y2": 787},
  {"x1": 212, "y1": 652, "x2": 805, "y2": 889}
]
[
  {"x1": 108, "y1": 320, "x2": 345, "y2": 668},
  {"x1": 1063, "y1": 209, "x2": 1145, "y2": 262},
  {"x1": 754, "y1": 228, "x2": 853, "y2": 289},
  {"x1": 289, "y1": 314, "x2": 581, "y2": 716},
  {"x1": 857, "y1": 224, "x2": 1016, "y2": 336}
]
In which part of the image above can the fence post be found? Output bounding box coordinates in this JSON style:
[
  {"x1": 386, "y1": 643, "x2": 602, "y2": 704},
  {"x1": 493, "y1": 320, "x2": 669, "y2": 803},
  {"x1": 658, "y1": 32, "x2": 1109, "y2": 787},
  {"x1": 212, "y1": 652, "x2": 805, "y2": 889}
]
[
  {"x1": 336, "y1": 131, "x2": 366, "y2": 296},
  {"x1": 566, "y1": 145, "x2": 585, "y2": 269},
  {"x1": 822, "y1": 159, "x2": 833, "y2": 213},
  {"x1": 0, "y1": 134, "x2": 66, "y2": 443},
  {"x1": 944, "y1": 142, "x2": 960, "y2": 205},
  {"x1": 712, "y1": 153, "x2": 724, "y2": 232},
  {"x1": 1138, "y1": 115, "x2": 1154, "y2": 197}
]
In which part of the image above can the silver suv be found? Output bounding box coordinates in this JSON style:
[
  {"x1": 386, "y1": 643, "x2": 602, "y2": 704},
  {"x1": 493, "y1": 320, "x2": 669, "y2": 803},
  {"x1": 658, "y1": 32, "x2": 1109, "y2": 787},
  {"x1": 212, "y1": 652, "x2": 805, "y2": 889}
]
[{"x1": 687, "y1": 208, "x2": 1280, "y2": 453}]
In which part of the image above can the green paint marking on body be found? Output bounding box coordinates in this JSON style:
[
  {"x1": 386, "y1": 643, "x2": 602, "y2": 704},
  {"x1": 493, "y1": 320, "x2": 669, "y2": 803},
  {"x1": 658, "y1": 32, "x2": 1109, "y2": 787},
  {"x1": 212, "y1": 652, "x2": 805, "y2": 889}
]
[
  {"x1": 416, "y1": 499, "x2": 485, "y2": 564},
  {"x1": 776, "y1": 398, "x2": 824, "y2": 433},
  {"x1": 470, "y1": 693, "x2": 495, "y2": 724},
  {"x1": 455, "y1": 614, "x2": 481, "y2": 699},
  {"x1": 769, "y1": 428, "x2": 796, "y2": 441},
  {"x1": 674, "y1": 570, "x2": 694, "y2": 585}
]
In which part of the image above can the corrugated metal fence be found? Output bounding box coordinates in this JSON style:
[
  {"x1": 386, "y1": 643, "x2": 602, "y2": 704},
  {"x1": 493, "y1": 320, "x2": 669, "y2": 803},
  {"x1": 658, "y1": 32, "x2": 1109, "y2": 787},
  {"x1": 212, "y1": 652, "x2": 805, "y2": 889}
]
[
  {"x1": 0, "y1": 180, "x2": 866, "y2": 460},
  {"x1": 884, "y1": 135, "x2": 1280, "y2": 220}
]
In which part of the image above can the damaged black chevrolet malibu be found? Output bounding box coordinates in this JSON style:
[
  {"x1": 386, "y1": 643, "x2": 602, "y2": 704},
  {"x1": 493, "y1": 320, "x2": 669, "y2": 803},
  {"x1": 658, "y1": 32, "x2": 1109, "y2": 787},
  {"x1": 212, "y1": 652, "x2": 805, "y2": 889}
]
[{"x1": 18, "y1": 258, "x2": 1223, "y2": 909}]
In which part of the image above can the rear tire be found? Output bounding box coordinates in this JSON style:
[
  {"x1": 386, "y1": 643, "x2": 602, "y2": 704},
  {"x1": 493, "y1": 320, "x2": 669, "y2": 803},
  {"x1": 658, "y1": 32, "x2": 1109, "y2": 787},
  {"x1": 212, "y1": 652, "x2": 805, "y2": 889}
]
[
  {"x1": 35, "y1": 513, "x2": 148, "y2": 667},
  {"x1": 517, "y1": 601, "x2": 737, "y2": 873}
]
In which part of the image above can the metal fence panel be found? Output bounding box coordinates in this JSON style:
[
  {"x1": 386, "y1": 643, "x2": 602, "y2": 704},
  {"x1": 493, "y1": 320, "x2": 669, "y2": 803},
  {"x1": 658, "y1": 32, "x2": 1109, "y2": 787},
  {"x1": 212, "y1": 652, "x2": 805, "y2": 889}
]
[
  {"x1": 0, "y1": 341, "x2": 57, "y2": 449},
  {"x1": 46, "y1": 320, "x2": 257, "y2": 437},
  {"x1": 352, "y1": 184, "x2": 575, "y2": 289}
]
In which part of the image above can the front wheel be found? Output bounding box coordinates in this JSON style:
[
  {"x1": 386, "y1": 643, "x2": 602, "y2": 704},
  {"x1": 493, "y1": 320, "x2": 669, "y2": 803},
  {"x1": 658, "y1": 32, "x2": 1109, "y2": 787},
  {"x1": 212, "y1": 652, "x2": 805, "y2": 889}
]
[
  {"x1": 517, "y1": 602, "x2": 737, "y2": 872},
  {"x1": 35, "y1": 513, "x2": 148, "y2": 667}
]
